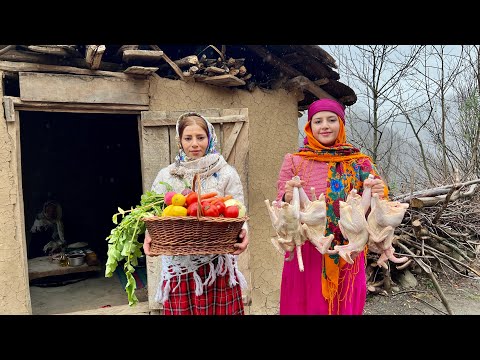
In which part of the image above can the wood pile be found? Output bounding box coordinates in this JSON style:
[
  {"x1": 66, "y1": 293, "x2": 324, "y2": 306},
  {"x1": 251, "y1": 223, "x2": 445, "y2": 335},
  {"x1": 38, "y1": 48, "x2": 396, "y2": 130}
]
[
  {"x1": 367, "y1": 179, "x2": 480, "y2": 314},
  {"x1": 157, "y1": 53, "x2": 252, "y2": 87}
]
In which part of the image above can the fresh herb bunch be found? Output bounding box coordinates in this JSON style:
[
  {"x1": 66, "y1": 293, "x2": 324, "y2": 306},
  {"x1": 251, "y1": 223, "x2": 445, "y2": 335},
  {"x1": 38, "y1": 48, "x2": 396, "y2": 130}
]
[{"x1": 105, "y1": 182, "x2": 173, "y2": 306}]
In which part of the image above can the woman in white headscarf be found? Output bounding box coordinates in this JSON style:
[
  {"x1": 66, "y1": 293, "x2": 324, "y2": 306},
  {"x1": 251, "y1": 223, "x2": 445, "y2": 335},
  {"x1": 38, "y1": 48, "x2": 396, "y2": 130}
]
[
  {"x1": 143, "y1": 112, "x2": 249, "y2": 315},
  {"x1": 29, "y1": 200, "x2": 65, "y2": 258}
]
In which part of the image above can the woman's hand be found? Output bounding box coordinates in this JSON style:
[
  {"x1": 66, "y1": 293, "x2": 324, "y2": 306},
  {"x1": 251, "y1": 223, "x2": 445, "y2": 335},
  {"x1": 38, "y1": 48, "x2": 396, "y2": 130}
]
[
  {"x1": 232, "y1": 228, "x2": 248, "y2": 255},
  {"x1": 143, "y1": 231, "x2": 158, "y2": 257},
  {"x1": 283, "y1": 178, "x2": 306, "y2": 203},
  {"x1": 371, "y1": 178, "x2": 387, "y2": 198}
]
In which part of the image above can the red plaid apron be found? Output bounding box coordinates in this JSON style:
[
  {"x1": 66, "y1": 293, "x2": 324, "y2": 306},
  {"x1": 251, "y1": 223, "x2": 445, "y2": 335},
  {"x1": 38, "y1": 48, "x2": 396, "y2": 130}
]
[{"x1": 162, "y1": 261, "x2": 244, "y2": 315}]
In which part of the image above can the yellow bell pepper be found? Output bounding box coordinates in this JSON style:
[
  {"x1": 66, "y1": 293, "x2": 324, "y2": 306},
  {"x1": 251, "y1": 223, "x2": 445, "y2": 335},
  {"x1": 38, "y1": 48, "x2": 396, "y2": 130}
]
[{"x1": 162, "y1": 204, "x2": 187, "y2": 217}]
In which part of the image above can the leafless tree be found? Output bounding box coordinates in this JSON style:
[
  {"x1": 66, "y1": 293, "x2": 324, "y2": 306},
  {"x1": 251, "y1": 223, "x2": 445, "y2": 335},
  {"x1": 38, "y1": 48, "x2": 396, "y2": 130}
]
[
  {"x1": 451, "y1": 45, "x2": 480, "y2": 179},
  {"x1": 418, "y1": 46, "x2": 465, "y2": 180},
  {"x1": 328, "y1": 45, "x2": 424, "y2": 178}
]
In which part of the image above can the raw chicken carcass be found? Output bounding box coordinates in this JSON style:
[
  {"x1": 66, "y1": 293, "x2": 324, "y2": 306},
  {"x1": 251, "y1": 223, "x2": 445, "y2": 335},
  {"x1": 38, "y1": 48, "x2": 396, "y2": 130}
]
[
  {"x1": 265, "y1": 176, "x2": 334, "y2": 271},
  {"x1": 298, "y1": 191, "x2": 335, "y2": 255},
  {"x1": 366, "y1": 193, "x2": 410, "y2": 268},
  {"x1": 265, "y1": 181, "x2": 306, "y2": 270},
  {"x1": 334, "y1": 175, "x2": 375, "y2": 264}
]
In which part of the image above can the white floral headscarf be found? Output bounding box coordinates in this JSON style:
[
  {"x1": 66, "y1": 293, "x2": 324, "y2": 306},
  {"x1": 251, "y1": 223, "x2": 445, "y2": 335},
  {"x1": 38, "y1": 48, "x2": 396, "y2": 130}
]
[
  {"x1": 174, "y1": 112, "x2": 218, "y2": 163},
  {"x1": 170, "y1": 112, "x2": 227, "y2": 183}
]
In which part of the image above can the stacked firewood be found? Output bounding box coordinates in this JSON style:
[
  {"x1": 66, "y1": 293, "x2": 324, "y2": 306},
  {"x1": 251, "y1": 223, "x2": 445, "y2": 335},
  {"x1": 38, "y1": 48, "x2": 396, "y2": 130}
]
[
  {"x1": 191, "y1": 54, "x2": 251, "y2": 80},
  {"x1": 158, "y1": 54, "x2": 251, "y2": 85},
  {"x1": 366, "y1": 179, "x2": 480, "y2": 314}
]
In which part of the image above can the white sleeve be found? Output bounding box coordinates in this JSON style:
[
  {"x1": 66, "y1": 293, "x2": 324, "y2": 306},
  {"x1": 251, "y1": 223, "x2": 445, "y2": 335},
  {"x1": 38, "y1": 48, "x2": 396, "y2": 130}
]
[
  {"x1": 223, "y1": 166, "x2": 248, "y2": 233},
  {"x1": 223, "y1": 166, "x2": 245, "y2": 205},
  {"x1": 151, "y1": 168, "x2": 170, "y2": 193}
]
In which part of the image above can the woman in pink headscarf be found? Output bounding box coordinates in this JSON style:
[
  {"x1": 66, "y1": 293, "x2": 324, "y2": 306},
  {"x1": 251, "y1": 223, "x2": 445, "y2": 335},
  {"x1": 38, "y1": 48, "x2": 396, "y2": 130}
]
[{"x1": 275, "y1": 98, "x2": 388, "y2": 315}]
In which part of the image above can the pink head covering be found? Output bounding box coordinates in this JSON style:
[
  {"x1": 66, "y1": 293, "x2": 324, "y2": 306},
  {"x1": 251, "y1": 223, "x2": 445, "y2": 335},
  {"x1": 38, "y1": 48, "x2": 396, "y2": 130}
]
[{"x1": 307, "y1": 98, "x2": 345, "y2": 124}]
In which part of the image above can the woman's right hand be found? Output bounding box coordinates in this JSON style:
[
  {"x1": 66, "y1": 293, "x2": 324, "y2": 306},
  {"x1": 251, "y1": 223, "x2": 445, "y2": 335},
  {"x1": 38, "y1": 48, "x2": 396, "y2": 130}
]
[
  {"x1": 143, "y1": 231, "x2": 156, "y2": 257},
  {"x1": 284, "y1": 178, "x2": 306, "y2": 203}
]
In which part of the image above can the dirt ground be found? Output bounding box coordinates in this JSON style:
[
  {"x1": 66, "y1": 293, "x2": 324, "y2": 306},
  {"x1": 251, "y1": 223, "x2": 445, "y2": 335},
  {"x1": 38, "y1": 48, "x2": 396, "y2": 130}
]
[
  {"x1": 30, "y1": 262, "x2": 478, "y2": 316},
  {"x1": 362, "y1": 268, "x2": 480, "y2": 315}
]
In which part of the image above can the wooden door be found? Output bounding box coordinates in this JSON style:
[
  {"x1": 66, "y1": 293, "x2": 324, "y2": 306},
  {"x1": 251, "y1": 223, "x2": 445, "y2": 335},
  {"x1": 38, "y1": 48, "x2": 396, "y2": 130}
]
[{"x1": 139, "y1": 108, "x2": 250, "y2": 311}]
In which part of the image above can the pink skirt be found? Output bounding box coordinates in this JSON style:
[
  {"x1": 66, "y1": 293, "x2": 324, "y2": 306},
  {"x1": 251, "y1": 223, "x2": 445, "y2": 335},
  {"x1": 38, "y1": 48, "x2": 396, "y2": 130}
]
[{"x1": 279, "y1": 242, "x2": 367, "y2": 315}]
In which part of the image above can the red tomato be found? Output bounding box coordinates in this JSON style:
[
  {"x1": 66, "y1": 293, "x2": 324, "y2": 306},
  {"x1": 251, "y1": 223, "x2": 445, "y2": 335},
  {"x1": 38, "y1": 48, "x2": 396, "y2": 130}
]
[
  {"x1": 214, "y1": 201, "x2": 226, "y2": 215},
  {"x1": 185, "y1": 192, "x2": 199, "y2": 207},
  {"x1": 187, "y1": 202, "x2": 199, "y2": 216},
  {"x1": 224, "y1": 205, "x2": 239, "y2": 218},
  {"x1": 202, "y1": 202, "x2": 219, "y2": 217}
]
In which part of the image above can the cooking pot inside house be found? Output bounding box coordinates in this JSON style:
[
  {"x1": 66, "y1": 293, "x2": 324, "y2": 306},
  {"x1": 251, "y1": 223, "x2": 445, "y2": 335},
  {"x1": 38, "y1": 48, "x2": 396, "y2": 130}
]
[
  {"x1": 67, "y1": 253, "x2": 86, "y2": 266},
  {"x1": 66, "y1": 242, "x2": 89, "y2": 252}
]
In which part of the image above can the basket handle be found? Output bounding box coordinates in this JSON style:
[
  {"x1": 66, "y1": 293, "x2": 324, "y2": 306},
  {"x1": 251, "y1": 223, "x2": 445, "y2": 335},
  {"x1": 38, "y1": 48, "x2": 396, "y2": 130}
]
[{"x1": 192, "y1": 173, "x2": 203, "y2": 219}]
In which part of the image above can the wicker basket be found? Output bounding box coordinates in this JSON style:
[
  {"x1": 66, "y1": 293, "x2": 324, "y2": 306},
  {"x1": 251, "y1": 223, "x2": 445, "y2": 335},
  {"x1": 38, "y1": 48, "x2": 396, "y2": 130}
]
[{"x1": 143, "y1": 174, "x2": 247, "y2": 256}]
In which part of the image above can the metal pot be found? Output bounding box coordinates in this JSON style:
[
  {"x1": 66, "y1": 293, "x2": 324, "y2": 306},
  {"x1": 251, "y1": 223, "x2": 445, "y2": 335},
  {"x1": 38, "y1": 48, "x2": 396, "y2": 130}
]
[{"x1": 68, "y1": 253, "x2": 85, "y2": 266}]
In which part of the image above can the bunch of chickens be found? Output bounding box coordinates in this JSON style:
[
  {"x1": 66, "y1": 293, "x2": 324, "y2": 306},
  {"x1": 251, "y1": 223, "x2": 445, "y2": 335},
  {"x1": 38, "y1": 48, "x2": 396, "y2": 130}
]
[{"x1": 265, "y1": 175, "x2": 409, "y2": 271}]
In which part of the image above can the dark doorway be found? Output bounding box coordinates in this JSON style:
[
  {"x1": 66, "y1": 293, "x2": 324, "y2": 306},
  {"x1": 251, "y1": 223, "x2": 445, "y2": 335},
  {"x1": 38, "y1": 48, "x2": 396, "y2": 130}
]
[{"x1": 20, "y1": 111, "x2": 144, "y2": 263}]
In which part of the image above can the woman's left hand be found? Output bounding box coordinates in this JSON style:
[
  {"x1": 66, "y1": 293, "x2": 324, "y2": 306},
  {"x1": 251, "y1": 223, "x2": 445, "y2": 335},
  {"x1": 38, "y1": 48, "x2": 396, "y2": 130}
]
[
  {"x1": 371, "y1": 178, "x2": 386, "y2": 198},
  {"x1": 232, "y1": 229, "x2": 248, "y2": 255}
]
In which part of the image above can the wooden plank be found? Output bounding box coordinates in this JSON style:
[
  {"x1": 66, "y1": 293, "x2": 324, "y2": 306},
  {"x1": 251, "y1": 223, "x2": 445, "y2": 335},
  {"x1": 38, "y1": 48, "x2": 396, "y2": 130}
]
[
  {"x1": 4, "y1": 96, "x2": 148, "y2": 113},
  {"x1": 26, "y1": 45, "x2": 73, "y2": 57},
  {"x1": 3, "y1": 96, "x2": 15, "y2": 122},
  {"x1": 60, "y1": 301, "x2": 161, "y2": 315},
  {"x1": 0, "y1": 45, "x2": 15, "y2": 56},
  {"x1": 314, "y1": 78, "x2": 330, "y2": 86},
  {"x1": 222, "y1": 121, "x2": 243, "y2": 161},
  {"x1": 148, "y1": 45, "x2": 184, "y2": 80},
  {"x1": 204, "y1": 66, "x2": 227, "y2": 75},
  {"x1": 160, "y1": 52, "x2": 185, "y2": 80},
  {"x1": 116, "y1": 45, "x2": 139, "y2": 58},
  {"x1": 124, "y1": 66, "x2": 159, "y2": 75},
  {"x1": 123, "y1": 50, "x2": 164, "y2": 62},
  {"x1": 195, "y1": 74, "x2": 245, "y2": 87},
  {"x1": 0, "y1": 49, "x2": 123, "y2": 71},
  {"x1": 28, "y1": 256, "x2": 101, "y2": 281},
  {"x1": 139, "y1": 121, "x2": 171, "y2": 193},
  {"x1": 158, "y1": 55, "x2": 199, "y2": 71},
  {"x1": 285, "y1": 75, "x2": 336, "y2": 102},
  {"x1": 85, "y1": 45, "x2": 106, "y2": 70},
  {"x1": 19, "y1": 72, "x2": 149, "y2": 105},
  {"x1": 168, "y1": 126, "x2": 177, "y2": 164},
  {"x1": 213, "y1": 124, "x2": 222, "y2": 152},
  {"x1": 142, "y1": 114, "x2": 246, "y2": 126},
  {"x1": 13, "y1": 105, "x2": 31, "y2": 313},
  {"x1": 0, "y1": 60, "x2": 136, "y2": 79}
]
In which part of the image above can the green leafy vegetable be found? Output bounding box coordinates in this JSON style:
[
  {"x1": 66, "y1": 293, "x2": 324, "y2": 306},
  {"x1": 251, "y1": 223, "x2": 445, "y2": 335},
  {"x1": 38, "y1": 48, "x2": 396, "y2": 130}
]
[{"x1": 105, "y1": 188, "x2": 167, "y2": 306}]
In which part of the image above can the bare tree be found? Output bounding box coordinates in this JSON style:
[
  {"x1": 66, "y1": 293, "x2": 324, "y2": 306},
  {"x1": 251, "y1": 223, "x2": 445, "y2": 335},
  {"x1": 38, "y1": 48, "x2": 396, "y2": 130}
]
[
  {"x1": 328, "y1": 45, "x2": 424, "y2": 176},
  {"x1": 413, "y1": 46, "x2": 466, "y2": 181},
  {"x1": 453, "y1": 45, "x2": 480, "y2": 178}
]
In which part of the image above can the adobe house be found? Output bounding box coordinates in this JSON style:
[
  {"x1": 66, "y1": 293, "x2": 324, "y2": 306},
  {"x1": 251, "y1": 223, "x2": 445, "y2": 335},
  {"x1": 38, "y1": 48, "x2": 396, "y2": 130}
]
[{"x1": 0, "y1": 44, "x2": 356, "y2": 314}]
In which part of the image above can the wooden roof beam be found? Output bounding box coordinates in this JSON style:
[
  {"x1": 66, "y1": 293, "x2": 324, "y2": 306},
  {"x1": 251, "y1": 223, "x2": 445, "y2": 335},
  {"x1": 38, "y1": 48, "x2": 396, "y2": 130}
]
[
  {"x1": 297, "y1": 45, "x2": 338, "y2": 69},
  {"x1": 85, "y1": 45, "x2": 106, "y2": 70},
  {"x1": 0, "y1": 60, "x2": 142, "y2": 79},
  {"x1": 247, "y1": 45, "x2": 336, "y2": 102},
  {"x1": 149, "y1": 45, "x2": 184, "y2": 80},
  {"x1": 116, "y1": 45, "x2": 139, "y2": 58},
  {"x1": 122, "y1": 50, "x2": 164, "y2": 63}
]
